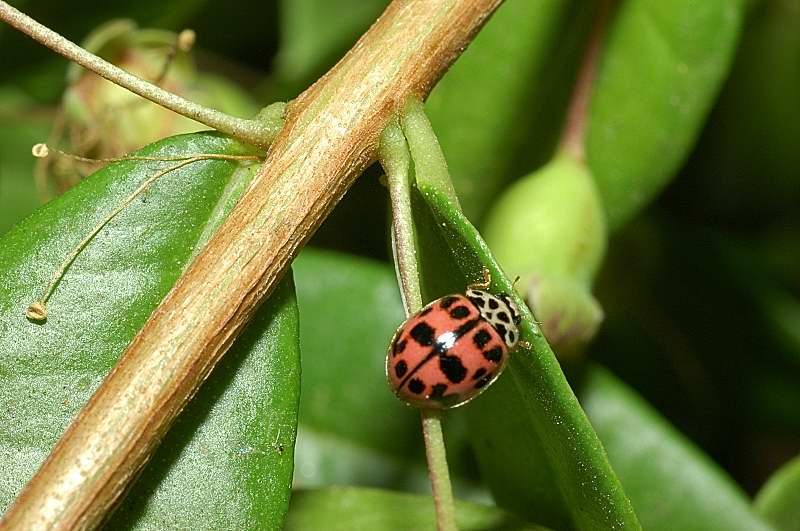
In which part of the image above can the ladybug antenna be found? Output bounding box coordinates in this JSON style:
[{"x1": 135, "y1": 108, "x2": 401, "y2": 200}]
[{"x1": 512, "y1": 275, "x2": 521, "y2": 289}]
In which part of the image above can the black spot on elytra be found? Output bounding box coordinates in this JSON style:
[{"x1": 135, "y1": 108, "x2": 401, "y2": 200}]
[
  {"x1": 497, "y1": 311, "x2": 510, "y2": 323},
  {"x1": 430, "y1": 383, "x2": 448, "y2": 398},
  {"x1": 440, "y1": 296, "x2": 459, "y2": 309},
  {"x1": 474, "y1": 374, "x2": 493, "y2": 389},
  {"x1": 483, "y1": 347, "x2": 503, "y2": 363},
  {"x1": 488, "y1": 298, "x2": 499, "y2": 310},
  {"x1": 410, "y1": 322, "x2": 435, "y2": 346},
  {"x1": 394, "y1": 360, "x2": 408, "y2": 378},
  {"x1": 408, "y1": 378, "x2": 425, "y2": 394},
  {"x1": 419, "y1": 306, "x2": 433, "y2": 317},
  {"x1": 449, "y1": 305, "x2": 470, "y2": 319},
  {"x1": 393, "y1": 338, "x2": 407, "y2": 356},
  {"x1": 473, "y1": 329, "x2": 491, "y2": 348},
  {"x1": 472, "y1": 367, "x2": 487, "y2": 381},
  {"x1": 439, "y1": 354, "x2": 467, "y2": 383},
  {"x1": 494, "y1": 323, "x2": 508, "y2": 339},
  {"x1": 469, "y1": 296, "x2": 485, "y2": 308}
]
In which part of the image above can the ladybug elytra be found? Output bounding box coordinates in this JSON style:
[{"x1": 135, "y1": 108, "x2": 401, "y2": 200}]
[{"x1": 386, "y1": 276, "x2": 521, "y2": 409}]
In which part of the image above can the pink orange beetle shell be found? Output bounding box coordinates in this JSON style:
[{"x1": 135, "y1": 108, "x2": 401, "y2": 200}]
[{"x1": 386, "y1": 289, "x2": 520, "y2": 409}]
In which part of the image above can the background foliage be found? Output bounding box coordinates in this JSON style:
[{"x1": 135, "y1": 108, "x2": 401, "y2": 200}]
[{"x1": 0, "y1": 0, "x2": 798, "y2": 529}]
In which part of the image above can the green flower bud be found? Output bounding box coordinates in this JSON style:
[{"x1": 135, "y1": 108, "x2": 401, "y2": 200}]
[
  {"x1": 482, "y1": 152, "x2": 607, "y2": 356},
  {"x1": 62, "y1": 20, "x2": 200, "y2": 154},
  {"x1": 43, "y1": 20, "x2": 258, "y2": 193}
]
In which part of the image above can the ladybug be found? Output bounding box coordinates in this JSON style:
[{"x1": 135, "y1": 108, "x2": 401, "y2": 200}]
[{"x1": 386, "y1": 275, "x2": 521, "y2": 409}]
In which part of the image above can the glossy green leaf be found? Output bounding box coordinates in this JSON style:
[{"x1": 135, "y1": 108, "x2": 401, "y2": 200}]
[
  {"x1": 292, "y1": 248, "x2": 419, "y2": 488},
  {"x1": 581, "y1": 365, "x2": 772, "y2": 531},
  {"x1": 0, "y1": 132, "x2": 301, "y2": 528},
  {"x1": 755, "y1": 454, "x2": 800, "y2": 531},
  {"x1": 426, "y1": 0, "x2": 584, "y2": 223},
  {"x1": 587, "y1": 0, "x2": 745, "y2": 230},
  {"x1": 285, "y1": 486, "x2": 549, "y2": 531},
  {"x1": 413, "y1": 183, "x2": 639, "y2": 530},
  {"x1": 292, "y1": 248, "x2": 485, "y2": 497}
]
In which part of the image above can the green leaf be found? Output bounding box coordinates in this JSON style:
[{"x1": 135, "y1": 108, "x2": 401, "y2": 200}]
[
  {"x1": 0, "y1": 132, "x2": 301, "y2": 528},
  {"x1": 587, "y1": 0, "x2": 745, "y2": 230},
  {"x1": 581, "y1": 365, "x2": 773, "y2": 531},
  {"x1": 755, "y1": 454, "x2": 800, "y2": 531},
  {"x1": 292, "y1": 248, "x2": 420, "y2": 487},
  {"x1": 285, "y1": 486, "x2": 549, "y2": 531},
  {"x1": 396, "y1": 101, "x2": 637, "y2": 527},
  {"x1": 413, "y1": 184, "x2": 639, "y2": 530},
  {"x1": 113, "y1": 276, "x2": 299, "y2": 529},
  {"x1": 425, "y1": 0, "x2": 583, "y2": 223}
]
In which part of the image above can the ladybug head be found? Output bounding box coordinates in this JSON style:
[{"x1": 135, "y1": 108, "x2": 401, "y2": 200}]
[
  {"x1": 498, "y1": 293, "x2": 522, "y2": 326},
  {"x1": 467, "y1": 288, "x2": 521, "y2": 348}
]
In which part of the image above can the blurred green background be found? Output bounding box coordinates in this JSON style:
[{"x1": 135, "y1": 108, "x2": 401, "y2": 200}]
[{"x1": 0, "y1": 0, "x2": 798, "y2": 517}]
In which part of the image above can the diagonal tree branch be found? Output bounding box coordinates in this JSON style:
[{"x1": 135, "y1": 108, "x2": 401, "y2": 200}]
[{"x1": 0, "y1": 0, "x2": 503, "y2": 529}]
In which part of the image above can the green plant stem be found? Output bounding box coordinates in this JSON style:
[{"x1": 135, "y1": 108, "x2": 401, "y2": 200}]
[
  {"x1": 379, "y1": 117, "x2": 422, "y2": 313},
  {"x1": 0, "y1": 1, "x2": 281, "y2": 148},
  {"x1": 560, "y1": 0, "x2": 613, "y2": 161},
  {"x1": 379, "y1": 110, "x2": 458, "y2": 531},
  {"x1": 421, "y1": 408, "x2": 458, "y2": 531},
  {"x1": 399, "y1": 98, "x2": 460, "y2": 208}
]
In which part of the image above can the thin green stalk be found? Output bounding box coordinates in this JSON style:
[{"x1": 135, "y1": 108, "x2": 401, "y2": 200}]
[
  {"x1": 559, "y1": 0, "x2": 614, "y2": 161},
  {"x1": 380, "y1": 117, "x2": 422, "y2": 314},
  {"x1": 421, "y1": 408, "x2": 458, "y2": 531},
  {"x1": 0, "y1": 1, "x2": 281, "y2": 148},
  {"x1": 380, "y1": 108, "x2": 458, "y2": 531}
]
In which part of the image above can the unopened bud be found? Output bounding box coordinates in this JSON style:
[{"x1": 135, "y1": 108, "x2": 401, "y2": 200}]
[{"x1": 483, "y1": 152, "x2": 607, "y2": 356}]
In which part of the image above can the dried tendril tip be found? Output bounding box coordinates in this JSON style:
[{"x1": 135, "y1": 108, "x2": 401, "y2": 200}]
[
  {"x1": 177, "y1": 29, "x2": 196, "y2": 52},
  {"x1": 31, "y1": 143, "x2": 50, "y2": 158},
  {"x1": 26, "y1": 301, "x2": 48, "y2": 322}
]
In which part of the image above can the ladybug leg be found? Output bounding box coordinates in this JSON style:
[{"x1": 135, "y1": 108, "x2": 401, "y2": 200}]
[
  {"x1": 468, "y1": 267, "x2": 492, "y2": 290},
  {"x1": 518, "y1": 340, "x2": 532, "y2": 350}
]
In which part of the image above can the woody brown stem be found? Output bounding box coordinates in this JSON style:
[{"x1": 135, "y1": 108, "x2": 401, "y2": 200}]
[{"x1": 0, "y1": 0, "x2": 503, "y2": 529}]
